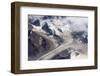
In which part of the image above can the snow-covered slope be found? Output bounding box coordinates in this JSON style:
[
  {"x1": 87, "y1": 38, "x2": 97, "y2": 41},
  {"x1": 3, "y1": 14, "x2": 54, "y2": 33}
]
[{"x1": 28, "y1": 15, "x2": 88, "y2": 60}]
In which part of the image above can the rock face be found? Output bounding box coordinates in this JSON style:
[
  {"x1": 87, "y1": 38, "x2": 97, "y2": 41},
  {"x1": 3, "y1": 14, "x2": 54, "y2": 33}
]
[
  {"x1": 28, "y1": 31, "x2": 56, "y2": 60},
  {"x1": 28, "y1": 15, "x2": 88, "y2": 60},
  {"x1": 51, "y1": 49, "x2": 71, "y2": 59},
  {"x1": 71, "y1": 31, "x2": 88, "y2": 44},
  {"x1": 42, "y1": 22, "x2": 53, "y2": 35}
]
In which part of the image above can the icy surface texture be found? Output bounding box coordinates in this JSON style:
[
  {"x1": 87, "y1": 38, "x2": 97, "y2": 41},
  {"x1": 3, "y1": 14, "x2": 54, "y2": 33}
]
[{"x1": 28, "y1": 15, "x2": 88, "y2": 60}]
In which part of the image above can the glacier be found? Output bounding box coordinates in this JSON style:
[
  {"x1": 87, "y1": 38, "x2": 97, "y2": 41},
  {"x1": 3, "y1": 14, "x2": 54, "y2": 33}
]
[{"x1": 28, "y1": 15, "x2": 88, "y2": 60}]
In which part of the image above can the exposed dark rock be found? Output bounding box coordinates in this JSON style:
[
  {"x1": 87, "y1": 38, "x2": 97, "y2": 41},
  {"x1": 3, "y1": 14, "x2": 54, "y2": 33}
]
[
  {"x1": 58, "y1": 28, "x2": 63, "y2": 33},
  {"x1": 54, "y1": 34, "x2": 64, "y2": 45},
  {"x1": 32, "y1": 19, "x2": 40, "y2": 26},
  {"x1": 71, "y1": 31, "x2": 88, "y2": 43},
  {"x1": 28, "y1": 23, "x2": 33, "y2": 31},
  {"x1": 28, "y1": 38, "x2": 39, "y2": 58},
  {"x1": 28, "y1": 31, "x2": 55, "y2": 60},
  {"x1": 42, "y1": 22, "x2": 53, "y2": 35},
  {"x1": 42, "y1": 16, "x2": 53, "y2": 20},
  {"x1": 51, "y1": 49, "x2": 71, "y2": 59}
]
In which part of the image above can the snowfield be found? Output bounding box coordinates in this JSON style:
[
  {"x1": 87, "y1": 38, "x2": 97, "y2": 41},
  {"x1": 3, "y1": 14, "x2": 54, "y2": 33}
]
[{"x1": 28, "y1": 15, "x2": 88, "y2": 60}]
